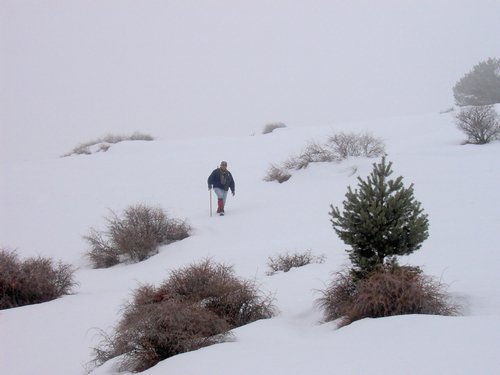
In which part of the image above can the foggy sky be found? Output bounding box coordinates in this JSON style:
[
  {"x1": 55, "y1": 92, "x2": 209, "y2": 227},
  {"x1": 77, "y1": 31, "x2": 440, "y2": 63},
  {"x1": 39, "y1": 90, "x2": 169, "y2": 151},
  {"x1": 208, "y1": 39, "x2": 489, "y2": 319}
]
[{"x1": 1, "y1": 0, "x2": 500, "y2": 162}]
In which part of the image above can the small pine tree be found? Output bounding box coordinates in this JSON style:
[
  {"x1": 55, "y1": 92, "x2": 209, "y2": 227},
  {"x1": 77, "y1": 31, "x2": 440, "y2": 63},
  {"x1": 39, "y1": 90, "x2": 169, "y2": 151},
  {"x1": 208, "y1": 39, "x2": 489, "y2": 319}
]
[
  {"x1": 453, "y1": 58, "x2": 500, "y2": 106},
  {"x1": 329, "y1": 157, "x2": 429, "y2": 278}
]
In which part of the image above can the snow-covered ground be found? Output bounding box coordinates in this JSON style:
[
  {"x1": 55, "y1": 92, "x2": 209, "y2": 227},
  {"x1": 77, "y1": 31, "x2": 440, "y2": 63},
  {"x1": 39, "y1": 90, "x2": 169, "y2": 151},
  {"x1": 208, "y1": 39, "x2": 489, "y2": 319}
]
[{"x1": 1, "y1": 110, "x2": 499, "y2": 374}]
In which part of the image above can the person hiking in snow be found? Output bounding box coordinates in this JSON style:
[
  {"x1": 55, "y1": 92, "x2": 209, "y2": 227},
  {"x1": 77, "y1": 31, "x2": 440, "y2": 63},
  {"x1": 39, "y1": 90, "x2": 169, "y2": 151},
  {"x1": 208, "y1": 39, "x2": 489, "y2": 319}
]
[{"x1": 208, "y1": 161, "x2": 235, "y2": 215}]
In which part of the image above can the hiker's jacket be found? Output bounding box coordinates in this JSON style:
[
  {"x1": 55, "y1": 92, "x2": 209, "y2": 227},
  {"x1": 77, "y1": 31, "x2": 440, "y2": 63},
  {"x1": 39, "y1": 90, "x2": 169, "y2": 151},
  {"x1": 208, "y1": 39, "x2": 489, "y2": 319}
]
[{"x1": 208, "y1": 168, "x2": 235, "y2": 193}]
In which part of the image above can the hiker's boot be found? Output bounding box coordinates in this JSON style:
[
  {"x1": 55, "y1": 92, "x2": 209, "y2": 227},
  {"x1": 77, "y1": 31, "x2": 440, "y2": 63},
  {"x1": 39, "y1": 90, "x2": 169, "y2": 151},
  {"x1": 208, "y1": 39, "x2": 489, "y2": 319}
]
[{"x1": 217, "y1": 199, "x2": 224, "y2": 214}]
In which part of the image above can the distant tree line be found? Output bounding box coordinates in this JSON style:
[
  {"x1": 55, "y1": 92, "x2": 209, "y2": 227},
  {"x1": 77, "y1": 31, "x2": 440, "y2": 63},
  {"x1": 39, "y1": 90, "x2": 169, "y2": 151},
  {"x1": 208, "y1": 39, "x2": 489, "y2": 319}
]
[
  {"x1": 453, "y1": 58, "x2": 500, "y2": 144},
  {"x1": 453, "y1": 57, "x2": 500, "y2": 107}
]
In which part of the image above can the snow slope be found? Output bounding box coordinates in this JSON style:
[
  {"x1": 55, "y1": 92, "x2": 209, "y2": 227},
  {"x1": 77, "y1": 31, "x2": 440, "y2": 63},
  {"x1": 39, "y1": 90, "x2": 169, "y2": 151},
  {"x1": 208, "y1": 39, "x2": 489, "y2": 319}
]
[{"x1": 1, "y1": 111, "x2": 499, "y2": 374}]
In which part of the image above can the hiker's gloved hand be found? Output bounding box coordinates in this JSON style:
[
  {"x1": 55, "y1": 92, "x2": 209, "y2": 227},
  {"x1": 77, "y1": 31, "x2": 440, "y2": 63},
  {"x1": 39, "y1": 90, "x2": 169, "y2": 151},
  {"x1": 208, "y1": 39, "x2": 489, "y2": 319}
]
[
  {"x1": 232, "y1": 191, "x2": 235, "y2": 196},
  {"x1": 208, "y1": 185, "x2": 212, "y2": 190}
]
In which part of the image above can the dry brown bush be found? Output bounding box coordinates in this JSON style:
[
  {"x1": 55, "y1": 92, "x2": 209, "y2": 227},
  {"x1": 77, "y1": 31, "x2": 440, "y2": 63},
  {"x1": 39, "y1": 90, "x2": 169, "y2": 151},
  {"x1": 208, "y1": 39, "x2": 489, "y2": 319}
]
[
  {"x1": 107, "y1": 205, "x2": 170, "y2": 262},
  {"x1": 94, "y1": 296, "x2": 230, "y2": 373},
  {"x1": 0, "y1": 249, "x2": 77, "y2": 309},
  {"x1": 164, "y1": 217, "x2": 191, "y2": 243},
  {"x1": 316, "y1": 269, "x2": 357, "y2": 322},
  {"x1": 162, "y1": 260, "x2": 276, "y2": 327},
  {"x1": 92, "y1": 259, "x2": 275, "y2": 372},
  {"x1": 84, "y1": 204, "x2": 191, "y2": 268},
  {"x1": 84, "y1": 228, "x2": 120, "y2": 268},
  {"x1": 317, "y1": 263, "x2": 458, "y2": 327}
]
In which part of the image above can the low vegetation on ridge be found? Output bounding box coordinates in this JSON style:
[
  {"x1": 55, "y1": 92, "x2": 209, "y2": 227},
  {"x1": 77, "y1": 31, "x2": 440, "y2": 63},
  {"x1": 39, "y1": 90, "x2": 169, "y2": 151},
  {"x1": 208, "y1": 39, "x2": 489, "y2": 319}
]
[
  {"x1": 266, "y1": 250, "x2": 326, "y2": 275},
  {"x1": 264, "y1": 131, "x2": 385, "y2": 183},
  {"x1": 62, "y1": 132, "x2": 154, "y2": 157}
]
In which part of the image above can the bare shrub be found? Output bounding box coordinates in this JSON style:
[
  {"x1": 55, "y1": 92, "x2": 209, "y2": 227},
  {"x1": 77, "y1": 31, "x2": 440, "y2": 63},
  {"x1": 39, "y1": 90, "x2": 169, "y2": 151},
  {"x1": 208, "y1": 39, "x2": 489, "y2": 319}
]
[
  {"x1": 296, "y1": 141, "x2": 338, "y2": 169},
  {"x1": 303, "y1": 141, "x2": 337, "y2": 163},
  {"x1": 327, "y1": 133, "x2": 360, "y2": 159},
  {"x1": 0, "y1": 249, "x2": 77, "y2": 309},
  {"x1": 262, "y1": 122, "x2": 287, "y2": 134},
  {"x1": 127, "y1": 132, "x2": 154, "y2": 141},
  {"x1": 95, "y1": 295, "x2": 230, "y2": 373},
  {"x1": 316, "y1": 269, "x2": 357, "y2": 322},
  {"x1": 282, "y1": 155, "x2": 304, "y2": 170},
  {"x1": 263, "y1": 164, "x2": 292, "y2": 183},
  {"x1": 280, "y1": 141, "x2": 336, "y2": 171},
  {"x1": 264, "y1": 132, "x2": 385, "y2": 183},
  {"x1": 92, "y1": 259, "x2": 275, "y2": 372},
  {"x1": 101, "y1": 132, "x2": 154, "y2": 143},
  {"x1": 357, "y1": 133, "x2": 387, "y2": 157},
  {"x1": 62, "y1": 132, "x2": 154, "y2": 157},
  {"x1": 455, "y1": 105, "x2": 500, "y2": 144},
  {"x1": 98, "y1": 143, "x2": 111, "y2": 152},
  {"x1": 164, "y1": 217, "x2": 191, "y2": 243},
  {"x1": 107, "y1": 205, "x2": 170, "y2": 262},
  {"x1": 84, "y1": 204, "x2": 191, "y2": 268},
  {"x1": 100, "y1": 134, "x2": 125, "y2": 144},
  {"x1": 84, "y1": 229, "x2": 120, "y2": 268},
  {"x1": 267, "y1": 250, "x2": 326, "y2": 275},
  {"x1": 164, "y1": 260, "x2": 276, "y2": 327},
  {"x1": 317, "y1": 263, "x2": 458, "y2": 327},
  {"x1": 327, "y1": 132, "x2": 386, "y2": 159},
  {"x1": 70, "y1": 144, "x2": 92, "y2": 155}
]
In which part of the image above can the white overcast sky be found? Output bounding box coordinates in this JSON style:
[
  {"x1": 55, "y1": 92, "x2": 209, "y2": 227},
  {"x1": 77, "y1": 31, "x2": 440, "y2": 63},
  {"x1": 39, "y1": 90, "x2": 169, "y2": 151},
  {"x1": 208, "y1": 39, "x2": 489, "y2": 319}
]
[{"x1": 1, "y1": 0, "x2": 500, "y2": 162}]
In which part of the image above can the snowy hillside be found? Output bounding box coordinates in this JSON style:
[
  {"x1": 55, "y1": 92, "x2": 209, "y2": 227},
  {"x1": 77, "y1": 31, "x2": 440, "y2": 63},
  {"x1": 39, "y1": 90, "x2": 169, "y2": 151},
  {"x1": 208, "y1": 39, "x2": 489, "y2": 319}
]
[
  {"x1": 3, "y1": 1, "x2": 500, "y2": 164},
  {"x1": 1, "y1": 111, "x2": 499, "y2": 375}
]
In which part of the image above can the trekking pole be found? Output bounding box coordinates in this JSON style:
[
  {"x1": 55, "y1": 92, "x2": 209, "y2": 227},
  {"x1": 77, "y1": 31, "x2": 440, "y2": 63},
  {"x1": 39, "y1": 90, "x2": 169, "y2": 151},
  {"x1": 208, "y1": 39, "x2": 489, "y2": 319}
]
[{"x1": 209, "y1": 188, "x2": 212, "y2": 217}]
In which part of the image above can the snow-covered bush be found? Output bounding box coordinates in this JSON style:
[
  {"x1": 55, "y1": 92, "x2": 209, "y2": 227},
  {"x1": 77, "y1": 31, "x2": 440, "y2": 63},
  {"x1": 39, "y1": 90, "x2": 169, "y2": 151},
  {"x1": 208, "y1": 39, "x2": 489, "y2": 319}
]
[
  {"x1": 262, "y1": 122, "x2": 287, "y2": 134},
  {"x1": 267, "y1": 250, "x2": 325, "y2": 275},
  {"x1": 327, "y1": 132, "x2": 386, "y2": 160},
  {"x1": 263, "y1": 164, "x2": 292, "y2": 183},
  {"x1": 283, "y1": 140, "x2": 337, "y2": 170},
  {"x1": 264, "y1": 132, "x2": 385, "y2": 182},
  {"x1": 61, "y1": 132, "x2": 154, "y2": 157}
]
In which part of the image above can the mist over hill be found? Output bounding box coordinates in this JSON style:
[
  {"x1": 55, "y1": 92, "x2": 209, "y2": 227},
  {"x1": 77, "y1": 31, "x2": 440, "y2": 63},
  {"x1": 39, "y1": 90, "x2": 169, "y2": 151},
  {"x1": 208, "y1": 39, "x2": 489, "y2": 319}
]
[{"x1": 2, "y1": 1, "x2": 500, "y2": 163}]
